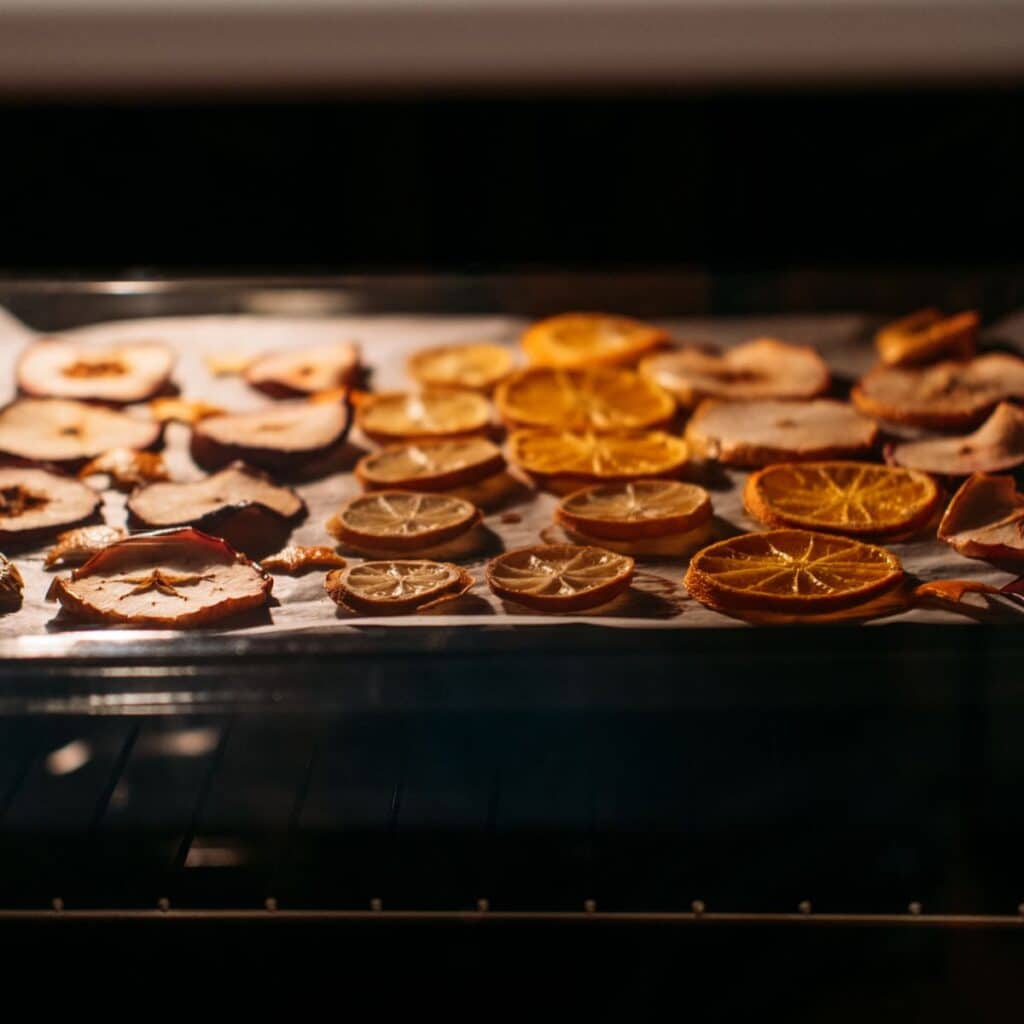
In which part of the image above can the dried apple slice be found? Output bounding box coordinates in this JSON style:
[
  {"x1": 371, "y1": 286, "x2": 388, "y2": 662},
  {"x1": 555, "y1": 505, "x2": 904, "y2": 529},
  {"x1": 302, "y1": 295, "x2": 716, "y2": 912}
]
[
  {"x1": 260, "y1": 545, "x2": 346, "y2": 574},
  {"x1": 128, "y1": 463, "x2": 305, "y2": 557},
  {"x1": 0, "y1": 467, "x2": 102, "y2": 546},
  {"x1": 51, "y1": 528, "x2": 273, "y2": 627},
  {"x1": 325, "y1": 560, "x2": 474, "y2": 614},
  {"x1": 0, "y1": 399, "x2": 162, "y2": 467},
  {"x1": 45, "y1": 524, "x2": 128, "y2": 568},
  {"x1": 246, "y1": 341, "x2": 360, "y2": 398},
  {"x1": 888, "y1": 403, "x2": 1024, "y2": 476},
  {"x1": 79, "y1": 449, "x2": 169, "y2": 491},
  {"x1": 685, "y1": 399, "x2": 878, "y2": 467},
  {"x1": 875, "y1": 309, "x2": 979, "y2": 367},
  {"x1": 937, "y1": 473, "x2": 1024, "y2": 562},
  {"x1": 0, "y1": 556, "x2": 24, "y2": 612},
  {"x1": 191, "y1": 402, "x2": 351, "y2": 472},
  {"x1": 17, "y1": 340, "x2": 174, "y2": 404}
]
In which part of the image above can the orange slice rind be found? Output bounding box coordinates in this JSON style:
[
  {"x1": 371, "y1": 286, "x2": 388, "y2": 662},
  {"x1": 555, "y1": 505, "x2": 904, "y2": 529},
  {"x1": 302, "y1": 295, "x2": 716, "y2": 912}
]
[
  {"x1": 486, "y1": 544, "x2": 635, "y2": 612},
  {"x1": 522, "y1": 313, "x2": 669, "y2": 369},
  {"x1": 495, "y1": 367, "x2": 675, "y2": 432},
  {"x1": 684, "y1": 529, "x2": 904, "y2": 614},
  {"x1": 743, "y1": 461, "x2": 940, "y2": 538},
  {"x1": 325, "y1": 560, "x2": 475, "y2": 615},
  {"x1": 407, "y1": 342, "x2": 513, "y2": 392}
]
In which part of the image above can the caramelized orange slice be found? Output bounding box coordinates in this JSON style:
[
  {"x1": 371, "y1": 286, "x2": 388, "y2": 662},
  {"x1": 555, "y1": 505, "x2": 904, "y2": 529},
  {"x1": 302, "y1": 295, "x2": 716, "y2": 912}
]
[
  {"x1": 495, "y1": 367, "x2": 674, "y2": 431},
  {"x1": 326, "y1": 560, "x2": 474, "y2": 615},
  {"x1": 327, "y1": 491, "x2": 481, "y2": 553},
  {"x1": 522, "y1": 313, "x2": 669, "y2": 368},
  {"x1": 407, "y1": 343, "x2": 513, "y2": 392},
  {"x1": 744, "y1": 462, "x2": 940, "y2": 538},
  {"x1": 557, "y1": 480, "x2": 711, "y2": 540},
  {"x1": 685, "y1": 530, "x2": 903, "y2": 614},
  {"x1": 357, "y1": 390, "x2": 491, "y2": 444}
]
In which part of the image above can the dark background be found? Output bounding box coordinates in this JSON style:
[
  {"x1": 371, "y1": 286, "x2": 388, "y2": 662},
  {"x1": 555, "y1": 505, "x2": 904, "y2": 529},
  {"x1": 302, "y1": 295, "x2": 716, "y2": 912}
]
[{"x1": 0, "y1": 86, "x2": 1020, "y2": 275}]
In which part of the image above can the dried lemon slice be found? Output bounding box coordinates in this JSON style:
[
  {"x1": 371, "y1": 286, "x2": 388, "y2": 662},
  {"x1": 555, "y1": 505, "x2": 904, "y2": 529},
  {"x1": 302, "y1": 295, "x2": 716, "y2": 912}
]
[
  {"x1": 556, "y1": 480, "x2": 714, "y2": 556},
  {"x1": 408, "y1": 343, "x2": 513, "y2": 392},
  {"x1": 326, "y1": 560, "x2": 474, "y2": 614},
  {"x1": 744, "y1": 462, "x2": 940, "y2": 538},
  {"x1": 508, "y1": 429, "x2": 689, "y2": 493},
  {"x1": 522, "y1": 313, "x2": 669, "y2": 368},
  {"x1": 357, "y1": 390, "x2": 491, "y2": 444},
  {"x1": 685, "y1": 529, "x2": 903, "y2": 614},
  {"x1": 486, "y1": 544, "x2": 635, "y2": 611},
  {"x1": 356, "y1": 438, "x2": 505, "y2": 491},
  {"x1": 495, "y1": 367, "x2": 675, "y2": 431},
  {"x1": 326, "y1": 491, "x2": 481, "y2": 553}
]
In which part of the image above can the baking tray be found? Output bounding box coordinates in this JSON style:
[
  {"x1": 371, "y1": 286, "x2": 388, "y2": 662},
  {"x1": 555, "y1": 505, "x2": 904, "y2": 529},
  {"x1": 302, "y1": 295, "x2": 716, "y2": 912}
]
[{"x1": 1, "y1": 273, "x2": 1024, "y2": 712}]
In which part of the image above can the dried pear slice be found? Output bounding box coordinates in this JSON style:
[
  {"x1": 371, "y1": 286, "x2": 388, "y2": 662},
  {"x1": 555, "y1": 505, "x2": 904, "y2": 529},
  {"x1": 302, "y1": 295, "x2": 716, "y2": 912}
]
[
  {"x1": 51, "y1": 528, "x2": 273, "y2": 628},
  {"x1": 0, "y1": 467, "x2": 102, "y2": 546},
  {"x1": 246, "y1": 341, "x2": 360, "y2": 398}
]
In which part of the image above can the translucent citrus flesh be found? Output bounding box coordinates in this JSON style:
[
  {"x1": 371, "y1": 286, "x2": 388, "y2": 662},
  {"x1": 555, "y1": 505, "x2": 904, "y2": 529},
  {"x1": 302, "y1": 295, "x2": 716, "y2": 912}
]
[
  {"x1": 508, "y1": 430, "x2": 688, "y2": 479},
  {"x1": 489, "y1": 546, "x2": 632, "y2": 598},
  {"x1": 359, "y1": 439, "x2": 501, "y2": 487},
  {"x1": 344, "y1": 561, "x2": 462, "y2": 601},
  {"x1": 359, "y1": 391, "x2": 490, "y2": 437},
  {"x1": 338, "y1": 492, "x2": 476, "y2": 538},
  {"x1": 747, "y1": 463, "x2": 938, "y2": 533},
  {"x1": 689, "y1": 530, "x2": 902, "y2": 608},
  {"x1": 409, "y1": 344, "x2": 512, "y2": 390},
  {"x1": 497, "y1": 368, "x2": 674, "y2": 431},
  {"x1": 524, "y1": 314, "x2": 667, "y2": 368}
]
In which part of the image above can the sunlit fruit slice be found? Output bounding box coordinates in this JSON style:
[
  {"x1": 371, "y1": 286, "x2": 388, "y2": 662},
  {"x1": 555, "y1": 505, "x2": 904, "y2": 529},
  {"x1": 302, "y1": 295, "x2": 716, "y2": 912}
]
[
  {"x1": 508, "y1": 429, "x2": 689, "y2": 493},
  {"x1": 327, "y1": 491, "x2": 481, "y2": 554},
  {"x1": 888, "y1": 403, "x2": 1024, "y2": 476},
  {"x1": 875, "y1": 308, "x2": 979, "y2": 367},
  {"x1": 357, "y1": 390, "x2": 491, "y2": 444},
  {"x1": 325, "y1": 560, "x2": 475, "y2": 615},
  {"x1": 0, "y1": 466, "x2": 101, "y2": 546},
  {"x1": 356, "y1": 438, "x2": 504, "y2": 491},
  {"x1": 0, "y1": 399, "x2": 162, "y2": 467},
  {"x1": 556, "y1": 479, "x2": 713, "y2": 555},
  {"x1": 79, "y1": 449, "x2": 169, "y2": 491},
  {"x1": 245, "y1": 341, "x2": 360, "y2": 398},
  {"x1": 0, "y1": 556, "x2": 24, "y2": 612},
  {"x1": 260, "y1": 545, "x2": 347, "y2": 574},
  {"x1": 684, "y1": 529, "x2": 904, "y2": 614},
  {"x1": 685, "y1": 399, "x2": 878, "y2": 467},
  {"x1": 495, "y1": 367, "x2": 675, "y2": 431},
  {"x1": 191, "y1": 401, "x2": 351, "y2": 472},
  {"x1": 641, "y1": 338, "x2": 830, "y2": 407},
  {"x1": 408, "y1": 342, "x2": 513, "y2": 392},
  {"x1": 51, "y1": 528, "x2": 273, "y2": 628},
  {"x1": 45, "y1": 524, "x2": 128, "y2": 568},
  {"x1": 17, "y1": 339, "x2": 174, "y2": 404},
  {"x1": 128, "y1": 462, "x2": 306, "y2": 556},
  {"x1": 852, "y1": 353, "x2": 1024, "y2": 430},
  {"x1": 937, "y1": 473, "x2": 1024, "y2": 562},
  {"x1": 486, "y1": 544, "x2": 635, "y2": 612},
  {"x1": 743, "y1": 462, "x2": 940, "y2": 538},
  {"x1": 522, "y1": 312, "x2": 669, "y2": 368}
]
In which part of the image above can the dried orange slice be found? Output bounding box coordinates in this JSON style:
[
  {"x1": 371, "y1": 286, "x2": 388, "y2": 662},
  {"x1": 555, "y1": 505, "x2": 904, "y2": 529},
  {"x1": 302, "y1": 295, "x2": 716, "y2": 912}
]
[
  {"x1": 522, "y1": 313, "x2": 669, "y2": 368},
  {"x1": 495, "y1": 367, "x2": 674, "y2": 431},
  {"x1": 326, "y1": 491, "x2": 481, "y2": 553},
  {"x1": 743, "y1": 462, "x2": 940, "y2": 538},
  {"x1": 356, "y1": 438, "x2": 504, "y2": 492},
  {"x1": 685, "y1": 529, "x2": 904, "y2": 614},
  {"x1": 875, "y1": 308, "x2": 978, "y2": 367},
  {"x1": 357, "y1": 390, "x2": 491, "y2": 444},
  {"x1": 556, "y1": 480, "x2": 713, "y2": 555},
  {"x1": 325, "y1": 560, "x2": 474, "y2": 615},
  {"x1": 407, "y1": 343, "x2": 513, "y2": 392},
  {"x1": 486, "y1": 544, "x2": 635, "y2": 611},
  {"x1": 260, "y1": 546, "x2": 347, "y2": 574},
  {"x1": 508, "y1": 429, "x2": 689, "y2": 493}
]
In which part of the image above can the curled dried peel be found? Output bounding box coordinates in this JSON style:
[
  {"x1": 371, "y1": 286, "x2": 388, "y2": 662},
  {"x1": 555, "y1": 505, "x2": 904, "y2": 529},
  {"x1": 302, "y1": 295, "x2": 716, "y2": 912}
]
[
  {"x1": 80, "y1": 449, "x2": 169, "y2": 490},
  {"x1": 685, "y1": 529, "x2": 904, "y2": 614},
  {"x1": 495, "y1": 367, "x2": 675, "y2": 432},
  {"x1": 0, "y1": 556, "x2": 24, "y2": 612},
  {"x1": 325, "y1": 560, "x2": 474, "y2": 614},
  {"x1": 522, "y1": 313, "x2": 669, "y2": 368},
  {"x1": 486, "y1": 544, "x2": 635, "y2": 611},
  {"x1": 45, "y1": 524, "x2": 128, "y2": 568},
  {"x1": 743, "y1": 462, "x2": 940, "y2": 538},
  {"x1": 937, "y1": 473, "x2": 1024, "y2": 562},
  {"x1": 260, "y1": 545, "x2": 346, "y2": 574}
]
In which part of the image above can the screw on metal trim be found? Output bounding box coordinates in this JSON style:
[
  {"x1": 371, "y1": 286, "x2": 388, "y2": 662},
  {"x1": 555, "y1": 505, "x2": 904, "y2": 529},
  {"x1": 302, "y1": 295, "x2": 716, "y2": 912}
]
[
  {"x1": 583, "y1": 899, "x2": 597, "y2": 914},
  {"x1": 691, "y1": 900, "x2": 705, "y2": 916},
  {"x1": 157, "y1": 897, "x2": 170, "y2": 913},
  {"x1": 908, "y1": 901, "x2": 922, "y2": 916},
  {"x1": 798, "y1": 900, "x2": 812, "y2": 915},
  {"x1": 51, "y1": 898, "x2": 63, "y2": 913},
  {"x1": 369, "y1": 898, "x2": 383, "y2": 913},
  {"x1": 265, "y1": 898, "x2": 278, "y2": 913},
  {"x1": 476, "y1": 899, "x2": 490, "y2": 913}
]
